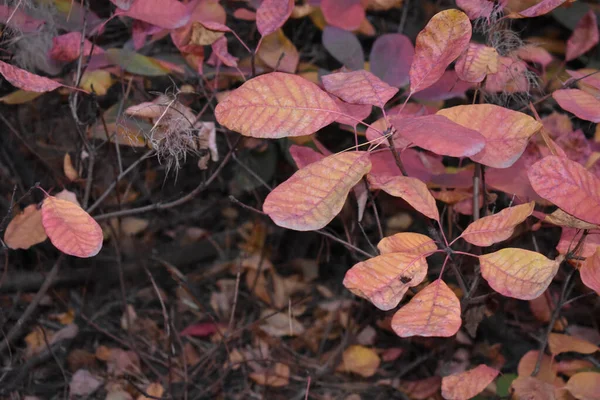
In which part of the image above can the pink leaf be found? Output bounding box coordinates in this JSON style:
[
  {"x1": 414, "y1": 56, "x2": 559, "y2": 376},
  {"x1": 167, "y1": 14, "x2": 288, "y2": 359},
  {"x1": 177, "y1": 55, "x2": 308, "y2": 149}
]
[
  {"x1": 322, "y1": 70, "x2": 398, "y2": 109},
  {"x1": 517, "y1": 45, "x2": 553, "y2": 68},
  {"x1": 390, "y1": 114, "x2": 485, "y2": 157},
  {"x1": 180, "y1": 322, "x2": 221, "y2": 337},
  {"x1": 50, "y1": 32, "x2": 104, "y2": 62},
  {"x1": 581, "y1": 248, "x2": 600, "y2": 295},
  {"x1": 369, "y1": 33, "x2": 414, "y2": 88},
  {"x1": 455, "y1": 43, "x2": 499, "y2": 83},
  {"x1": 442, "y1": 365, "x2": 500, "y2": 400},
  {"x1": 0, "y1": 60, "x2": 63, "y2": 93},
  {"x1": 332, "y1": 96, "x2": 372, "y2": 127},
  {"x1": 113, "y1": 0, "x2": 193, "y2": 29},
  {"x1": 566, "y1": 10, "x2": 599, "y2": 61},
  {"x1": 412, "y1": 70, "x2": 472, "y2": 101},
  {"x1": 528, "y1": 156, "x2": 600, "y2": 226},
  {"x1": 289, "y1": 145, "x2": 325, "y2": 169},
  {"x1": 208, "y1": 36, "x2": 238, "y2": 67},
  {"x1": 553, "y1": 89, "x2": 600, "y2": 123},
  {"x1": 511, "y1": 0, "x2": 568, "y2": 18},
  {"x1": 257, "y1": 0, "x2": 294, "y2": 37},
  {"x1": 321, "y1": 0, "x2": 365, "y2": 32},
  {"x1": 484, "y1": 56, "x2": 529, "y2": 93},
  {"x1": 566, "y1": 69, "x2": 600, "y2": 92},
  {"x1": 322, "y1": 26, "x2": 364, "y2": 71},
  {"x1": 556, "y1": 228, "x2": 600, "y2": 258},
  {"x1": 409, "y1": 9, "x2": 472, "y2": 94},
  {"x1": 456, "y1": 0, "x2": 506, "y2": 20}
]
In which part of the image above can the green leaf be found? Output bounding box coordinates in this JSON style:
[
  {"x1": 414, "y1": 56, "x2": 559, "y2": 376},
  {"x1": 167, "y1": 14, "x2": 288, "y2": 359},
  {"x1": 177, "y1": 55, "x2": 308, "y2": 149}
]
[
  {"x1": 496, "y1": 373, "x2": 518, "y2": 397},
  {"x1": 105, "y1": 49, "x2": 172, "y2": 76}
]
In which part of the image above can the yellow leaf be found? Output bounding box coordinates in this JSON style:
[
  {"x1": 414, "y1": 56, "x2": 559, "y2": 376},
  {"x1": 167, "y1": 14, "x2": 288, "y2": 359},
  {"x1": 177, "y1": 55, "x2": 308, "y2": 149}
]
[
  {"x1": 79, "y1": 70, "x2": 113, "y2": 95},
  {"x1": 459, "y1": 202, "x2": 534, "y2": 246},
  {"x1": 545, "y1": 208, "x2": 600, "y2": 230},
  {"x1": 377, "y1": 232, "x2": 437, "y2": 255},
  {"x1": 0, "y1": 90, "x2": 43, "y2": 104},
  {"x1": 3, "y1": 204, "x2": 47, "y2": 250},
  {"x1": 257, "y1": 29, "x2": 299, "y2": 73},
  {"x1": 263, "y1": 152, "x2": 371, "y2": 231},
  {"x1": 479, "y1": 248, "x2": 559, "y2": 300},
  {"x1": 190, "y1": 21, "x2": 225, "y2": 45},
  {"x1": 337, "y1": 345, "x2": 380, "y2": 377},
  {"x1": 63, "y1": 153, "x2": 79, "y2": 181}
]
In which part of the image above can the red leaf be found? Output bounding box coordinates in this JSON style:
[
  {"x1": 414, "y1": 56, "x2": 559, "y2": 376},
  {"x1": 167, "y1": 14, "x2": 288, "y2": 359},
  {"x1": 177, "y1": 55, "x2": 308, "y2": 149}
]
[
  {"x1": 0, "y1": 60, "x2": 63, "y2": 92},
  {"x1": 289, "y1": 145, "x2": 325, "y2": 169},
  {"x1": 322, "y1": 70, "x2": 398, "y2": 109},
  {"x1": 113, "y1": 0, "x2": 193, "y2": 29},
  {"x1": 50, "y1": 32, "x2": 104, "y2": 62},
  {"x1": 528, "y1": 156, "x2": 600, "y2": 225},
  {"x1": 566, "y1": 10, "x2": 599, "y2": 61},
  {"x1": 390, "y1": 114, "x2": 485, "y2": 158},
  {"x1": 180, "y1": 322, "x2": 221, "y2": 337},
  {"x1": 510, "y1": 0, "x2": 568, "y2": 18},
  {"x1": 409, "y1": 9, "x2": 472, "y2": 94},
  {"x1": 322, "y1": 26, "x2": 364, "y2": 71},
  {"x1": 369, "y1": 33, "x2": 414, "y2": 87},
  {"x1": 256, "y1": 0, "x2": 294, "y2": 37},
  {"x1": 321, "y1": 0, "x2": 365, "y2": 31},
  {"x1": 553, "y1": 89, "x2": 600, "y2": 123},
  {"x1": 412, "y1": 70, "x2": 472, "y2": 101}
]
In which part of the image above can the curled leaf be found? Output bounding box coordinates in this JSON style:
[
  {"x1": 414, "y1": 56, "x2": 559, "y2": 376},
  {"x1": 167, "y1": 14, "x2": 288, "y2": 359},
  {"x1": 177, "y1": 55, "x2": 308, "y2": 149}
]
[
  {"x1": 41, "y1": 196, "x2": 103, "y2": 258},
  {"x1": 391, "y1": 279, "x2": 462, "y2": 337},
  {"x1": 263, "y1": 152, "x2": 371, "y2": 231},
  {"x1": 510, "y1": 0, "x2": 569, "y2": 19},
  {"x1": 441, "y1": 364, "x2": 500, "y2": 400},
  {"x1": 343, "y1": 252, "x2": 429, "y2": 310},
  {"x1": 0, "y1": 60, "x2": 63, "y2": 92},
  {"x1": 215, "y1": 72, "x2": 339, "y2": 138},
  {"x1": 368, "y1": 175, "x2": 440, "y2": 221},
  {"x1": 479, "y1": 248, "x2": 559, "y2": 300},
  {"x1": 455, "y1": 43, "x2": 499, "y2": 83}
]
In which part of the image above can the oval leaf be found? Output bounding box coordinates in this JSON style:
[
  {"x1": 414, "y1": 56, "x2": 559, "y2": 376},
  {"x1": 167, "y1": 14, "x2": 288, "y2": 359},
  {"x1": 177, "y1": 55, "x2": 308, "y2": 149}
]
[
  {"x1": 322, "y1": 70, "x2": 398, "y2": 109},
  {"x1": 548, "y1": 333, "x2": 599, "y2": 356},
  {"x1": 553, "y1": 89, "x2": 600, "y2": 123},
  {"x1": 368, "y1": 175, "x2": 440, "y2": 221},
  {"x1": 409, "y1": 9, "x2": 472, "y2": 94},
  {"x1": 479, "y1": 248, "x2": 559, "y2": 300},
  {"x1": 580, "y1": 247, "x2": 600, "y2": 295},
  {"x1": 528, "y1": 156, "x2": 600, "y2": 225},
  {"x1": 337, "y1": 345, "x2": 380, "y2": 377},
  {"x1": 321, "y1": 0, "x2": 365, "y2": 32},
  {"x1": 370, "y1": 33, "x2": 414, "y2": 87},
  {"x1": 390, "y1": 114, "x2": 485, "y2": 158},
  {"x1": 41, "y1": 196, "x2": 103, "y2": 258},
  {"x1": 263, "y1": 152, "x2": 371, "y2": 231},
  {"x1": 391, "y1": 279, "x2": 462, "y2": 337},
  {"x1": 510, "y1": 0, "x2": 568, "y2": 19},
  {"x1": 377, "y1": 232, "x2": 437, "y2": 255},
  {"x1": 322, "y1": 26, "x2": 364, "y2": 71},
  {"x1": 566, "y1": 10, "x2": 599, "y2": 61},
  {"x1": 215, "y1": 72, "x2": 340, "y2": 138},
  {"x1": 257, "y1": 0, "x2": 294, "y2": 37},
  {"x1": 441, "y1": 364, "x2": 500, "y2": 400},
  {"x1": 0, "y1": 60, "x2": 63, "y2": 92},
  {"x1": 459, "y1": 202, "x2": 535, "y2": 247},
  {"x1": 437, "y1": 104, "x2": 542, "y2": 168},
  {"x1": 566, "y1": 372, "x2": 600, "y2": 400},
  {"x1": 113, "y1": 0, "x2": 191, "y2": 29},
  {"x1": 455, "y1": 43, "x2": 499, "y2": 83},
  {"x1": 3, "y1": 205, "x2": 47, "y2": 250},
  {"x1": 343, "y1": 252, "x2": 429, "y2": 310}
]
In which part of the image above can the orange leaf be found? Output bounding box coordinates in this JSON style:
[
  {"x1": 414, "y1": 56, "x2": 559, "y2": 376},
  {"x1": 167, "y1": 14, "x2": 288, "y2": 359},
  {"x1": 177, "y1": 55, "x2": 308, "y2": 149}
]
[
  {"x1": 548, "y1": 333, "x2": 599, "y2": 356},
  {"x1": 263, "y1": 152, "x2": 371, "y2": 231},
  {"x1": 455, "y1": 43, "x2": 499, "y2": 83},
  {"x1": 580, "y1": 247, "x2": 600, "y2": 295},
  {"x1": 437, "y1": 104, "x2": 542, "y2": 168},
  {"x1": 565, "y1": 372, "x2": 600, "y2": 400},
  {"x1": 343, "y1": 252, "x2": 429, "y2": 310},
  {"x1": 215, "y1": 72, "x2": 339, "y2": 138},
  {"x1": 517, "y1": 350, "x2": 557, "y2": 384},
  {"x1": 249, "y1": 362, "x2": 290, "y2": 387},
  {"x1": 510, "y1": 377, "x2": 556, "y2": 400},
  {"x1": 566, "y1": 10, "x2": 599, "y2": 61},
  {"x1": 3, "y1": 205, "x2": 47, "y2": 250},
  {"x1": 441, "y1": 364, "x2": 499, "y2": 400},
  {"x1": 409, "y1": 9, "x2": 472, "y2": 94},
  {"x1": 256, "y1": 0, "x2": 294, "y2": 37},
  {"x1": 377, "y1": 232, "x2": 437, "y2": 255},
  {"x1": 391, "y1": 279, "x2": 461, "y2": 337},
  {"x1": 459, "y1": 202, "x2": 534, "y2": 246},
  {"x1": 322, "y1": 70, "x2": 398, "y2": 109},
  {"x1": 0, "y1": 60, "x2": 63, "y2": 93},
  {"x1": 479, "y1": 248, "x2": 559, "y2": 300},
  {"x1": 41, "y1": 196, "x2": 103, "y2": 258},
  {"x1": 528, "y1": 156, "x2": 600, "y2": 225},
  {"x1": 257, "y1": 29, "x2": 299, "y2": 73},
  {"x1": 337, "y1": 345, "x2": 380, "y2": 377},
  {"x1": 63, "y1": 153, "x2": 79, "y2": 181},
  {"x1": 553, "y1": 89, "x2": 600, "y2": 123},
  {"x1": 368, "y1": 175, "x2": 440, "y2": 221}
]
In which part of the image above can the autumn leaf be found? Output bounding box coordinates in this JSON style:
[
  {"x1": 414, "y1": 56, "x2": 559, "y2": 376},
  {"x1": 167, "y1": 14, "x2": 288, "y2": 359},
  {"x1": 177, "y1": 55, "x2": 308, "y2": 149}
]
[
  {"x1": 257, "y1": 29, "x2": 299, "y2": 73},
  {"x1": 41, "y1": 196, "x2": 103, "y2": 258},
  {"x1": 441, "y1": 364, "x2": 499, "y2": 400},
  {"x1": 332, "y1": 97, "x2": 372, "y2": 128},
  {"x1": 566, "y1": 10, "x2": 599, "y2": 61},
  {"x1": 456, "y1": 0, "x2": 505, "y2": 20},
  {"x1": 409, "y1": 9, "x2": 472, "y2": 94},
  {"x1": 249, "y1": 363, "x2": 290, "y2": 387},
  {"x1": 528, "y1": 156, "x2": 600, "y2": 225},
  {"x1": 215, "y1": 72, "x2": 340, "y2": 138},
  {"x1": 0, "y1": 60, "x2": 63, "y2": 92},
  {"x1": 510, "y1": 377, "x2": 556, "y2": 400},
  {"x1": 370, "y1": 33, "x2": 414, "y2": 87},
  {"x1": 368, "y1": 175, "x2": 440, "y2": 221},
  {"x1": 337, "y1": 345, "x2": 380, "y2": 377},
  {"x1": 479, "y1": 248, "x2": 559, "y2": 300},
  {"x1": 112, "y1": 0, "x2": 192, "y2": 29},
  {"x1": 322, "y1": 70, "x2": 399, "y2": 109},
  {"x1": 50, "y1": 32, "x2": 104, "y2": 62},
  {"x1": 517, "y1": 350, "x2": 557, "y2": 384},
  {"x1": 321, "y1": 0, "x2": 365, "y2": 32},
  {"x1": 263, "y1": 152, "x2": 371, "y2": 231},
  {"x1": 437, "y1": 104, "x2": 542, "y2": 168},
  {"x1": 485, "y1": 56, "x2": 529, "y2": 93},
  {"x1": 548, "y1": 333, "x2": 599, "y2": 356},
  {"x1": 377, "y1": 232, "x2": 437, "y2": 255},
  {"x1": 343, "y1": 252, "x2": 429, "y2": 310},
  {"x1": 455, "y1": 43, "x2": 499, "y2": 83},
  {"x1": 580, "y1": 248, "x2": 600, "y2": 296},
  {"x1": 565, "y1": 372, "x2": 600, "y2": 400},
  {"x1": 389, "y1": 114, "x2": 486, "y2": 158},
  {"x1": 553, "y1": 89, "x2": 600, "y2": 123},
  {"x1": 256, "y1": 0, "x2": 294, "y2": 37},
  {"x1": 544, "y1": 209, "x2": 599, "y2": 230},
  {"x1": 63, "y1": 153, "x2": 79, "y2": 181},
  {"x1": 556, "y1": 228, "x2": 600, "y2": 259},
  {"x1": 509, "y1": 0, "x2": 569, "y2": 19},
  {"x1": 322, "y1": 26, "x2": 364, "y2": 71},
  {"x1": 3, "y1": 205, "x2": 47, "y2": 250},
  {"x1": 459, "y1": 202, "x2": 535, "y2": 247},
  {"x1": 391, "y1": 279, "x2": 462, "y2": 337},
  {"x1": 289, "y1": 145, "x2": 325, "y2": 169}
]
